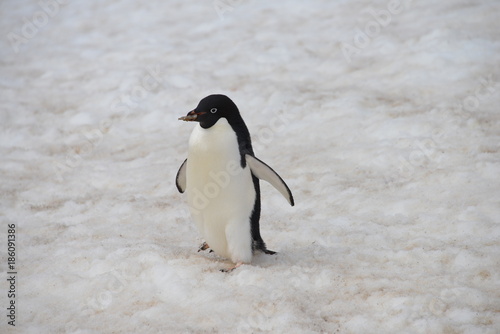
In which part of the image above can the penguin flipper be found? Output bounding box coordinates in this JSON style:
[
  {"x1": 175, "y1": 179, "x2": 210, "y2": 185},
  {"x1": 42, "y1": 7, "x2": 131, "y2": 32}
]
[
  {"x1": 245, "y1": 154, "x2": 294, "y2": 206},
  {"x1": 176, "y1": 159, "x2": 187, "y2": 193}
]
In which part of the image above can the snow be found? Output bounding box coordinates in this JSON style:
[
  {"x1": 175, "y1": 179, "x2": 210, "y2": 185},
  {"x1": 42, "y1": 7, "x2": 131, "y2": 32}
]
[{"x1": 1, "y1": 0, "x2": 499, "y2": 333}]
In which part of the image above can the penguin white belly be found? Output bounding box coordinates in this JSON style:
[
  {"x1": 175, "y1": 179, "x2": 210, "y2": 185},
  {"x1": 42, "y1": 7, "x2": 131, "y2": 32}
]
[{"x1": 185, "y1": 119, "x2": 255, "y2": 264}]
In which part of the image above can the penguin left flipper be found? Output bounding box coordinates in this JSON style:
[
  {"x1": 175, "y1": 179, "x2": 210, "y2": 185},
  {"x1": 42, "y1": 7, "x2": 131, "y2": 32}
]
[
  {"x1": 176, "y1": 159, "x2": 187, "y2": 193},
  {"x1": 245, "y1": 154, "x2": 295, "y2": 206}
]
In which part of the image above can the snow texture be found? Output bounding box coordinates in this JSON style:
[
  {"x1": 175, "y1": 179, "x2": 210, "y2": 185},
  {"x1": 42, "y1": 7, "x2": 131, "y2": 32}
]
[{"x1": 1, "y1": 0, "x2": 499, "y2": 333}]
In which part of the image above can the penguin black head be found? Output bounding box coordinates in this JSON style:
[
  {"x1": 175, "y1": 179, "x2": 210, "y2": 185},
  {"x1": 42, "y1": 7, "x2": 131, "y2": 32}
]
[{"x1": 179, "y1": 94, "x2": 243, "y2": 129}]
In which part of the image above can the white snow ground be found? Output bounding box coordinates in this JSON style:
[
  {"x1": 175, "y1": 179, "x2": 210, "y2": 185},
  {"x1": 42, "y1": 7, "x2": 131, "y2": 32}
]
[{"x1": 1, "y1": 0, "x2": 499, "y2": 333}]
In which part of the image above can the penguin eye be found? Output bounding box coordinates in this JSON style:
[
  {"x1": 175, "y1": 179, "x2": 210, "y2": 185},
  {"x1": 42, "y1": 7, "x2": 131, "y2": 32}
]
[{"x1": 210, "y1": 108, "x2": 217, "y2": 113}]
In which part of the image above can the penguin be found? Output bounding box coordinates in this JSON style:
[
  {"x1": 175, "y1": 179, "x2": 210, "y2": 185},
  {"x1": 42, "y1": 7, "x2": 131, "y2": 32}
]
[{"x1": 176, "y1": 94, "x2": 294, "y2": 272}]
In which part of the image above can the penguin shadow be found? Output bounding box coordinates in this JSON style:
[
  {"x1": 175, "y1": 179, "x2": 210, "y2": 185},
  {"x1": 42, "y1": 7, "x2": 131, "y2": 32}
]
[
  {"x1": 193, "y1": 244, "x2": 232, "y2": 272},
  {"x1": 195, "y1": 241, "x2": 335, "y2": 272},
  {"x1": 264, "y1": 242, "x2": 338, "y2": 269},
  {"x1": 251, "y1": 249, "x2": 282, "y2": 268},
  {"x1": 194, "y1": 243, "x2": 283, "y2": 272}
]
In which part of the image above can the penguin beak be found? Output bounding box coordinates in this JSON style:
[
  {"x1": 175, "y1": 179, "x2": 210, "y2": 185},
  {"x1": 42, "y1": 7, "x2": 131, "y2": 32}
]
[{"x1": 178, "y1": 110, "x2": 205, "y2": 122}]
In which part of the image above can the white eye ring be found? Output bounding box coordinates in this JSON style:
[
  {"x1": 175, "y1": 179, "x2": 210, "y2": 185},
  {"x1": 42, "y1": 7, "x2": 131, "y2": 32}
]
[{"x1": 210, "y1": 108, "x2": 217, "y2": 113}]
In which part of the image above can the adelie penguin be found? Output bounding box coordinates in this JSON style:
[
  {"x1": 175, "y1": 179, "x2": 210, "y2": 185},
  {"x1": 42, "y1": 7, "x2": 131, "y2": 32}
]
[{"x1": 176, "y1": 94, "x2": 294, "y2": 272}]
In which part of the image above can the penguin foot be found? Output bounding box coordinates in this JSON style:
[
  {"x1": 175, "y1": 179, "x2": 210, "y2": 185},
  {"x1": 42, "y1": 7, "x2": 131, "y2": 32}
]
[
  {"x1": 220, "y1": 262, "x2": 243, "y2": 273},
  {"x1": 198, "y1": 242, "x2": 212, "y2": 252},
  {"x1": 253, "y1": 240, "x2": 277, "y2": 255}
]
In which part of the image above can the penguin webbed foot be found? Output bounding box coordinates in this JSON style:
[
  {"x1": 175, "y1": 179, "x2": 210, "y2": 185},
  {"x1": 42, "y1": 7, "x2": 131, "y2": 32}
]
[
  {"x1": 253, "y1": 240, "x2": 277, "y2": 255},
  {"x1": 220, "y1": 262, "x2": 243, "y2": 273},
  {"x1": 198, "y1": 242, "x2": 213, "y2": 253}
]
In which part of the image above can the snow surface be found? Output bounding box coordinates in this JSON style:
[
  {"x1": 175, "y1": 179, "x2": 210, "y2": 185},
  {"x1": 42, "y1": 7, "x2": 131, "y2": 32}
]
[{"x1": 1, "y1": 0, "x2": 499, "y2": 333}]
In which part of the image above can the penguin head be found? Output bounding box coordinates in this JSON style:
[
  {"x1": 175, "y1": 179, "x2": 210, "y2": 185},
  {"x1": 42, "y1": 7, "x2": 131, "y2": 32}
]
[{"x1": 179, "y1": 94, "x2": 242, "y2": 129}]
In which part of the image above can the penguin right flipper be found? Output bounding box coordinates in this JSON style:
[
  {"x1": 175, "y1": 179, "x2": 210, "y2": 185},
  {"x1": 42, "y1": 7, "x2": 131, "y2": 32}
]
[
  {"x1": 176, "y1": 159, "x2": 187, "y2": 193},
  {"x1": 245, "y1": 154, "x2": 294, "y2": 206}
]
